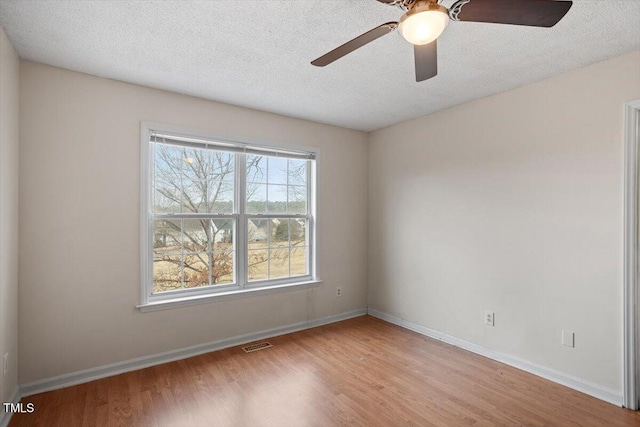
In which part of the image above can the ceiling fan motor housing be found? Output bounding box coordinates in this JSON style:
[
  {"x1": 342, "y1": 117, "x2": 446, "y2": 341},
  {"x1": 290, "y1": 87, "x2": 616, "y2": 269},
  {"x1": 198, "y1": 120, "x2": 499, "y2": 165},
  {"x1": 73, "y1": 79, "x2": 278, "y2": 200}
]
[
  {"x1": 401, "y1": 1, "x2": 449, "y2": 21},
  {"x1": 376, "y1": 0, "x2": 410, "y2": 6},
  {"x1": 376, "y1": 0, "x2": 423, "y2": 8}
]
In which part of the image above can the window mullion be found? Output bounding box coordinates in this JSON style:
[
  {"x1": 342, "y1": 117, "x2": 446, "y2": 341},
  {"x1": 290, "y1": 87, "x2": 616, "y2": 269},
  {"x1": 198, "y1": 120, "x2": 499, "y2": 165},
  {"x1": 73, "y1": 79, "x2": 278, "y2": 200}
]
[
  {"x1": 154, "y1": 213, "x2": 236, "y2": 219},
  {"x1": 307, "y1": 160, "x2": 313, "y2": 278},
  {"x1": 288, "y1": 219, "x2": 291, "y2": 277},
  {"x1": 267, "y1": 219, "x2": 271, "y2": 280},
  {"x1": 237, "y1": 152, "x2": 247, "y2": 288},
  {"x1": 208, "y1": 219, "x2": 213, "y2": 287},
  {"x1": 179, "y1": 152, "x2": 185, "y2": 291},
  {"x1": 245, "y1": 214, "x2": 310, "y2": 219}
]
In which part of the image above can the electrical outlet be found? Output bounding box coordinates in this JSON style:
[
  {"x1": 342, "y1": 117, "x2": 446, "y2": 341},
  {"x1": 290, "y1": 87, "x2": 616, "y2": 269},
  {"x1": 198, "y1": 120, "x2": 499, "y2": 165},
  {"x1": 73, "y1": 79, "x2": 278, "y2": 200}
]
[
  {"x1": 336, "y1": 287, "x2": 342, "y2": 297},
  {"x1": 3, "y1": 353, "x2": 8, "y2": 376},
  {"x1": 562, "y1": 330, "x2": 575, "y2": 347},
  {"x1": 484, "y1": 311, "x2": 495, "y2": 326}
]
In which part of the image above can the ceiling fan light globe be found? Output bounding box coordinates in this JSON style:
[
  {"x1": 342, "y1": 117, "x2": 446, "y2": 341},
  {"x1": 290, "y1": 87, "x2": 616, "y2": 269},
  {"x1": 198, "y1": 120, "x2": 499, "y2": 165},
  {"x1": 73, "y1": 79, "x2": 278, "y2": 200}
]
[{"x1": 399, "y1": 7, "x2": 449, "y2": 45}]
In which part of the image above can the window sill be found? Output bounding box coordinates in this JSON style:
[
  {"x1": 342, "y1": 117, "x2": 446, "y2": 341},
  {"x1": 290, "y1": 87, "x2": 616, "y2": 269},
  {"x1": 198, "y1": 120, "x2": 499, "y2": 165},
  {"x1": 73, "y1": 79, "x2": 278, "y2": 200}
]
[{"x1": 137, "y1": 280, "x2": 322, "y2": 313}]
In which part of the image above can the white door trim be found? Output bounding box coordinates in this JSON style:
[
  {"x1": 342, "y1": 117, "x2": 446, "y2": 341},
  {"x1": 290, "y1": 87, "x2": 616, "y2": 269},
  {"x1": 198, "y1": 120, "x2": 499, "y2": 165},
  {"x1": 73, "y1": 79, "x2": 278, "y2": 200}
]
[{"x1": 624, "y1": 99, "x2": 640, "y2": 409}]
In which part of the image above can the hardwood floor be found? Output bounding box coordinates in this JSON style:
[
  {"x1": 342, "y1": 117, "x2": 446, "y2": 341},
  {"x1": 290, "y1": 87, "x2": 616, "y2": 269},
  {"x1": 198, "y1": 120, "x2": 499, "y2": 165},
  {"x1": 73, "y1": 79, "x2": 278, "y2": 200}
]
[{"x1": 9, "y1": 315, "x2": 640, "y2": 426}]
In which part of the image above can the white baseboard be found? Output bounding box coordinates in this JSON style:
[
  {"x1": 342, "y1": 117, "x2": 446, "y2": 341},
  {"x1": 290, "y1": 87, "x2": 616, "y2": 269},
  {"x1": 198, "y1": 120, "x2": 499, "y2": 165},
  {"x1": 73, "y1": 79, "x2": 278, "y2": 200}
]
[
  {"x1": 367, "y1": 308, "x2": 623, "y2": 407},
  {"x1": 20, "y1": 308, "x2": 367, "y2": 398},
  {"x1": 0, "y1": 387, "x2": 20, "y2": 427},
  {"x1": 16, "y1": 307, "x2": 624, "y2": 408}
]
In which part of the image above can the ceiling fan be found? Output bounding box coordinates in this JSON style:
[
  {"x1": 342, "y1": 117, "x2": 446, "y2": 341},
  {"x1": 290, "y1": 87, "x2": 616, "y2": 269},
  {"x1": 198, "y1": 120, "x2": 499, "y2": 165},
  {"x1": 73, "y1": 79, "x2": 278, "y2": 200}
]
[{"x1": 311, "y1": 0, "x2": 573, "y2": 82}]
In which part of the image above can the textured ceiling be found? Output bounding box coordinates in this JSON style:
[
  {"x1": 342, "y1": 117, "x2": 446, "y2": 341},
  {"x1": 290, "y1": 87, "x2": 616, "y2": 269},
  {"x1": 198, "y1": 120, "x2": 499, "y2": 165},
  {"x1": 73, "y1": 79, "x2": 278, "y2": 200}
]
[{"x1": 1, "y1": 0, "x2": 639, "y2": 131}]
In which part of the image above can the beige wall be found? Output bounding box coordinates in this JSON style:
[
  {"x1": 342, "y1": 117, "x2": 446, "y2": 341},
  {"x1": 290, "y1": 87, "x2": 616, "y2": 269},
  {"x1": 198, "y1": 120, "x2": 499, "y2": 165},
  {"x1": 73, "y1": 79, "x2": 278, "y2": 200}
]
[
  {"x1": 15, "y1": 47, "x2": 640, "y2": 398},
  {"x1": 368, "y1": 51, "x2": 640, "y2": 394},
  {"x1": 0, "y1": 27, "x2": 20, "y2": 403},
  {"x1": 18, "y1": 61, "x2": 368, "y2": 384}
]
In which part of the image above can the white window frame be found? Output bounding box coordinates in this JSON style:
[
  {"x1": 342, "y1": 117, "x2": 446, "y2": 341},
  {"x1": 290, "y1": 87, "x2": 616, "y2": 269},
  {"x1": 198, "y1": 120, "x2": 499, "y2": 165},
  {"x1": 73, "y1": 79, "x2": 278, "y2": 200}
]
[{"x1": 138, "y1": 122, "x2": 320, "y2": 312}]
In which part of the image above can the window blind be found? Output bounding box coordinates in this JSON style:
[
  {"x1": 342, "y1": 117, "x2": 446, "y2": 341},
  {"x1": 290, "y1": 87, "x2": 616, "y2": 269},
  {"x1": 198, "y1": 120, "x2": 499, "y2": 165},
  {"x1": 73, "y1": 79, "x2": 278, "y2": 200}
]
[{"x1": 150, "y1": 132, "x2": 315, "y2": 160}]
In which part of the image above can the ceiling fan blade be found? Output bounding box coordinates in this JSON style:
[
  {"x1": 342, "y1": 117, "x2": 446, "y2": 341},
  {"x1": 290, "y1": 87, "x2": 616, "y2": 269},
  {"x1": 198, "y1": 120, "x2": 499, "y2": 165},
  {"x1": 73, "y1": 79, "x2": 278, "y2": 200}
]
[
  {"x1": 311, "y1": 22, "x2": 398, "y2": 67},
  {"x1": 451, "y1": 0, "x2": 572, "y2": 27},
  {"x1": 414, "y1": 41, "x2": 437, "y2": 82}
]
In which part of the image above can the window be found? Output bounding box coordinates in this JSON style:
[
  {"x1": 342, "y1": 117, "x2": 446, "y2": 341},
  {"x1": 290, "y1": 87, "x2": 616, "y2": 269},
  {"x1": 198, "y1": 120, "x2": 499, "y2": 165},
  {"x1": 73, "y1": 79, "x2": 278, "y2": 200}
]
[{"x1": 140, "y1": 124, "x2": 317, "y2": 309}]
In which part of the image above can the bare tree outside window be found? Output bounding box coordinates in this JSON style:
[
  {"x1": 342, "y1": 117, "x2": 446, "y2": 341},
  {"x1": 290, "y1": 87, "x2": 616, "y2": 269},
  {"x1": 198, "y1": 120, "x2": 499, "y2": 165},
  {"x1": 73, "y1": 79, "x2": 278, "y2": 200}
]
[
  {"x1": 151, "y1": 143, "x2": 310, "y2": 294},
  {"x1": 246, "y1": 155, "x2": 309, "y2": 281},
  {"x1": 152, "y1": 144, "x2": 235, "y2": 292}
]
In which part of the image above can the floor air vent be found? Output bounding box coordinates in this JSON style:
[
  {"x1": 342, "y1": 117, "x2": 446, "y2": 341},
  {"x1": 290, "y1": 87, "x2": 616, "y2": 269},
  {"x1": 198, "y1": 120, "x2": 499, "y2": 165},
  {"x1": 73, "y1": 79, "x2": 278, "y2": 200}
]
[{"x1": 242, "y1": 342, "x2": 273, "y2": 353}]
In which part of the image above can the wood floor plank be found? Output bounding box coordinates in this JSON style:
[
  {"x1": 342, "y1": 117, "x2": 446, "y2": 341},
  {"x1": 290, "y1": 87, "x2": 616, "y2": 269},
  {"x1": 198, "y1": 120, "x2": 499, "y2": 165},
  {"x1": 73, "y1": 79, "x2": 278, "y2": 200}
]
[{"x1": 9, "y1": 315, "x2": 640, "y2": 426}]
